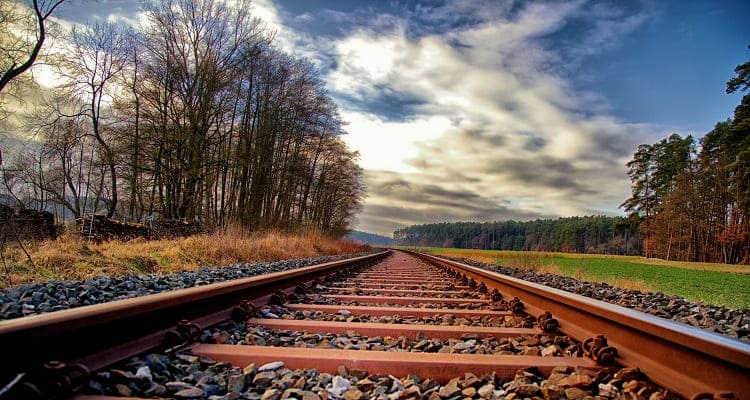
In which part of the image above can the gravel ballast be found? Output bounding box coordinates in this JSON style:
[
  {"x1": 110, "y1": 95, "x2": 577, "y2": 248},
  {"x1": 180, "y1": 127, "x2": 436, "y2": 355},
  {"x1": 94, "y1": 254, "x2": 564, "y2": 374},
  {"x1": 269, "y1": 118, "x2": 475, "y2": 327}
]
[
  {"x1": 0, "y1": 252, "x2": 377, "y2": 321},
  {"x1": 448, "y1": 256, "x2": 750, "y2": 342},
  {"x1": 85, "y1": 351, "x2": 677, "y2": 400},
  {"x1": 1, "y1": 250, "x2": 736, "y2": 398},
  {"x1": 1, "y1": 250, "x2": 747, "y2": 342}
]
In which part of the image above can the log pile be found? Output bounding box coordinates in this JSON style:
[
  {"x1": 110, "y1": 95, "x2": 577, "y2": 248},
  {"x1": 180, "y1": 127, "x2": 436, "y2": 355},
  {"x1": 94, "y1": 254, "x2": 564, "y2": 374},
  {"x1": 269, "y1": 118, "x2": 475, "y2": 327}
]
[
  {"x1": 147, "y1": 219, "x2": 203, "y2": 239},
  {"x1": 77, "y1": 215, "x2": 203, "y2": 241},
  {"x1": 0, "y1": 205, "x2": 57, "y2": 241},
  {"x1": 77, "y1": 215, "x2": 149, "y2": 241}
]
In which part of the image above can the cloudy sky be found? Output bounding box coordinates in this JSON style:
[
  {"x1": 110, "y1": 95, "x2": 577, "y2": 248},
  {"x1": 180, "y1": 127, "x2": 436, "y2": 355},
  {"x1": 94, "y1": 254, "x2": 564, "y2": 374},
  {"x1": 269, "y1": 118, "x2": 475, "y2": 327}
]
[{"x1": 52, "y1": 0, "x2": 750, "y2": 236}]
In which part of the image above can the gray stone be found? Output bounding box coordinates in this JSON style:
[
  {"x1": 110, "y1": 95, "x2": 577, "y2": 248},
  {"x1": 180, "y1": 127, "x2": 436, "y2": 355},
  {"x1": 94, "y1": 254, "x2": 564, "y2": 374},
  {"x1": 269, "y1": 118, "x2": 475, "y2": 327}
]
[
  {"x1": 166, "y1": 381, "x2": 199, "y2": 391},
  {"x1": 114, "y1": 384, "x2": 132, "y2": 396},
  {"x1": 342, "y1": 389, "x2": 365, "y2": 400},
  {"x1": 258, "y1": 361, "x2": 285, "y2": 372},
  {"x1": 174, "y1": 387, "x2": 206, "y2": 398},
  {"x1": 438, "y1": 380, "x2": 460, "y2": 398},
  {"x1": 134, "y1": 366, "x2": 153, "y2": 381},
  {"x1": 477, "y1": 384, "x2": 494, "y2": 398},
  {"x1": 253, "y1": 371, "x2": 277, "y2": 388},
  {"x1": 226, "y1": 374, "x2": 246, "y2": 393}
]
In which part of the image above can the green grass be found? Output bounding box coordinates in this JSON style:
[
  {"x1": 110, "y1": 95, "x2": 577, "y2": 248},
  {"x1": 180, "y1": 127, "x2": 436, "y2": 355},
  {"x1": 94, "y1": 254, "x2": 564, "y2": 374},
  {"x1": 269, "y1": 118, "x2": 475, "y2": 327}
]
[
  {"x1": 403, "y1": 247, "x2": 750, "y2": 310},
  {"x1": 545, "y1": 257, "x2": 750, "y2": 309}
]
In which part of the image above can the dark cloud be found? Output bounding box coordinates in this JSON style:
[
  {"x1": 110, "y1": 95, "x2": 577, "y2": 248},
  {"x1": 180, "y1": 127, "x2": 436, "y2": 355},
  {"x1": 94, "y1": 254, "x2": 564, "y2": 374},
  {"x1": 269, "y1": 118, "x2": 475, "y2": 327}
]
[
  {"x1": 335, "y1": 84, "x2": 427, "y2": 122},
  {"x1": 463, "y1": 129, "x2": 506, "y2": 147},
  {"x1": 523, "y1": 136, "x2": 547, "y2": 151},
  {"x1": 277, "y1": 0, "x2": 517, "y2": 41},
  {"x1": 358, "y1": 197, "x2": 547, "y2": 236},
  {"x1": 586, "y1": 128, "x2": 639, "y2": 160},
  {"x1": 360, "y1": 170, "x2": 550, "y2": 235},
  {"x1": 483, "y1": 156, "x2": 594, "y2": 194}
]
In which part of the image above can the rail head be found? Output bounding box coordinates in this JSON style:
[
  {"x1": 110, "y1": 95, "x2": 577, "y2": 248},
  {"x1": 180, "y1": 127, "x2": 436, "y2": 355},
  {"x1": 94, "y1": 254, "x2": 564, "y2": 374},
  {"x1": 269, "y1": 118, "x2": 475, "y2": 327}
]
[
  {"x1": 0, "y1": 250, "x2": 390, "y2": 393},
  {"x1": 406, "y1": 250, "x2": 750, "y2": 399},
  {"x1": 0, "y1": 251, "x2": 389, "y2": 335}
]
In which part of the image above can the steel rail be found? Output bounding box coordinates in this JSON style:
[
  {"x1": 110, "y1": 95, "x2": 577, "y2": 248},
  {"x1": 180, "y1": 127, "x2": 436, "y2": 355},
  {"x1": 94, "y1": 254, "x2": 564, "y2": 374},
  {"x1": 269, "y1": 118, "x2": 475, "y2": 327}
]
[
  {"x1": 405, "y1": 250, "x2": 750, "y2": 399},
  {"x1": 0, "y1": 250, "x2": 390, "y2": 399},
  {"x1": 191, "y1": 250, "x2": 604, "y2": 387}
]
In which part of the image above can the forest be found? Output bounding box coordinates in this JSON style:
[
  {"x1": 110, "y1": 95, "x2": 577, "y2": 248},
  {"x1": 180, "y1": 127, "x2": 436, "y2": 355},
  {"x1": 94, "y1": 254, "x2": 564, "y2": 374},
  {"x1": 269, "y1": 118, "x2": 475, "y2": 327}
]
[
  {"x1": 393, "y1": 216, "x2": 642, "y2": 255},
  {"x1": 0, "y1": 0, "x2": 364, "y2": 236},
  {"x1": 621, "y1": 53, "x2": 750, "y2": 264}
]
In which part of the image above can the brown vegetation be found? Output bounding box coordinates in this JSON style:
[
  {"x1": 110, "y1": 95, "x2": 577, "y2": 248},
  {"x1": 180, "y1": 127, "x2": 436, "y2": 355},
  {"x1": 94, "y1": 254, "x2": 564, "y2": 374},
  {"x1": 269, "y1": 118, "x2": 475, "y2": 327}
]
[{"x1": 0, "y1": 228, "x2": 367, "y2": 288}]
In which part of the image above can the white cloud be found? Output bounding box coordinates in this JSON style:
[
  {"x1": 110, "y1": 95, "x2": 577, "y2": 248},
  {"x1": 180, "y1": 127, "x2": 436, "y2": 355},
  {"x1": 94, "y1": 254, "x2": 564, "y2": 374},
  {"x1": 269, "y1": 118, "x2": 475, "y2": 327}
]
[
  {"x1": 314, "y1": 1, "x2": 657, "y2": 235},
  {"x1": 252, "y1": 0, "x2": 296, "y2": 55},
  {"x1": 341, "y1": 112, "x2": 451, "y2": 173}
]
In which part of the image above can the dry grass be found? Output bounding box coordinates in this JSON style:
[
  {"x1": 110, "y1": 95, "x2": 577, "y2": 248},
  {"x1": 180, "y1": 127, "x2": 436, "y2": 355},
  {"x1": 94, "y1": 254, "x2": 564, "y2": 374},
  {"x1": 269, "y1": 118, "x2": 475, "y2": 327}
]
[{"x1": 0, "y1": 228, "x2": 368, "y2": 288}]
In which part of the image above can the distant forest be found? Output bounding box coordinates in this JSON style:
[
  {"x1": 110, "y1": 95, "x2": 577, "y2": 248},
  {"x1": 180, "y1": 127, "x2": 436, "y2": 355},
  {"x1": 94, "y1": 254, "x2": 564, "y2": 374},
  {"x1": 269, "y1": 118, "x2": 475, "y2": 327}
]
[{"x1": 393, "y1": 216, "x2": 642, "y2": 255}]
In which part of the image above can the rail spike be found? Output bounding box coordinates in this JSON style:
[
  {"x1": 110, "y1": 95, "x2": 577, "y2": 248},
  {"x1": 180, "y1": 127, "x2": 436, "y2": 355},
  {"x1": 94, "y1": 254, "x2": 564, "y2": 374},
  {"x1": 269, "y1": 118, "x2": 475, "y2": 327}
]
[
  {"x1": 477, "y1": 282, "x2": 488, "y2": 294},
  {"x1": 270, "y1": 290, "x2": 288, "y2": 305},
  {"x1": 295, "y1": 283, "x2": 309, "y2": 294},
  {"x1": 537, "y1": 311, "x2": 559, "y2": 333},
  {"x1": 583, "y1": 334, "x2": 617, "y2": 365},
  {"x1": 508, "y1": 296, "x2": 525, "y2": 314},
  {"x1": 231, "y1": 300, "x2": 257, "y2": 321},
  {"x1": 164, "y1": 319, "x2": 201, "y2": 347}
]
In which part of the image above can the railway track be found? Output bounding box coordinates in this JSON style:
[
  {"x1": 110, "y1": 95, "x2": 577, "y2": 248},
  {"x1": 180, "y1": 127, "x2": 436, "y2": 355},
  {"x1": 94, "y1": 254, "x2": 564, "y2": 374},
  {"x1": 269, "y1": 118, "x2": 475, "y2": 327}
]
[{"x1": 0, "y1": 249, "x2": 747, "y2": 400}]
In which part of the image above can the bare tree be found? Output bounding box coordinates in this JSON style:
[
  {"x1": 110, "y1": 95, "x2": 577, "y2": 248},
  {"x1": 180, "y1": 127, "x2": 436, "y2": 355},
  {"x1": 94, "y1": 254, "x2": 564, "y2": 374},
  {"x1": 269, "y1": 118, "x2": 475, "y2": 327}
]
[
  {"x1": 58, "y1": 22, "x2": 131, "y2": 217},
  {"x1": 0, "y1": 0, "x2": 65, "y2": 93},
  {"x1": 139, "y1": 0, "x2": 263, "y2": 222},
  {"x1": 2, "y1": 0, "x2": 366, "y2": 238}
]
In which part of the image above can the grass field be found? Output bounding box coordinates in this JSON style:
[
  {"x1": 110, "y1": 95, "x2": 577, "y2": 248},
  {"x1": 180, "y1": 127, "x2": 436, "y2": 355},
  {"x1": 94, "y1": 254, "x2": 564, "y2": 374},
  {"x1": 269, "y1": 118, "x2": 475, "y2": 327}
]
[
  {"x1": 405, "y1": 247, "x2": 750, "y2": 310},
  {"x1": 1, "y1": 229, "x2": 367, "y2": 288}
]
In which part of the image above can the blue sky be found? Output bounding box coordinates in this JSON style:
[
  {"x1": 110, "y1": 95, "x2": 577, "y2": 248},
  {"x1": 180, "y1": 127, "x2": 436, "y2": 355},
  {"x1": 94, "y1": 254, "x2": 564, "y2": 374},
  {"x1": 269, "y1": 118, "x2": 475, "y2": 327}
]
[{"x1": 40, "y1": 0, "x2": 750, "y2": 235}]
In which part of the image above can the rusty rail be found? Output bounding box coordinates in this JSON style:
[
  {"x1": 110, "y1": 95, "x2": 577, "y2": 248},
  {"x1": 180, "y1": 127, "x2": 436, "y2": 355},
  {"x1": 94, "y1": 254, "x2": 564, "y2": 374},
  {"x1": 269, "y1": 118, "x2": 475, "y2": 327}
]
[
  {"x1": 406, "y1": 250, "x2": 750, "y2": 399},
  {"x1": 2, "y1": 248, "x2": 748, "y2": 399},
  {"x1": 0, "y1": 250, "x2": 389, "y2": 399}
]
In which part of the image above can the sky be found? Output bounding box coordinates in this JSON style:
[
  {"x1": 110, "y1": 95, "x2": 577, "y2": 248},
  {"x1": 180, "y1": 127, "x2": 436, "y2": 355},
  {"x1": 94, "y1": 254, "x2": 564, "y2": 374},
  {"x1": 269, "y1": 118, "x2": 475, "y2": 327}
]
[{"x1": 39, "y1": 0, "x2": 750, "y2": 236}]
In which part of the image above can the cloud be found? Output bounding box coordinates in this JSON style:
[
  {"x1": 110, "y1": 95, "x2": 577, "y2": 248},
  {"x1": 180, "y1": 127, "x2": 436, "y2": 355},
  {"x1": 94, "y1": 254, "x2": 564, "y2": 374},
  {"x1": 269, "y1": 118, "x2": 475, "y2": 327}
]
[
  {"x1": 358, "y1": 170, "x2": 549, "y2": 236},
  {"x1": 302, "y1": 1, "x2": 659, "y2": 235},
  {"x1": 39, "y1": 0, "x2": 660, "y2": 237}
]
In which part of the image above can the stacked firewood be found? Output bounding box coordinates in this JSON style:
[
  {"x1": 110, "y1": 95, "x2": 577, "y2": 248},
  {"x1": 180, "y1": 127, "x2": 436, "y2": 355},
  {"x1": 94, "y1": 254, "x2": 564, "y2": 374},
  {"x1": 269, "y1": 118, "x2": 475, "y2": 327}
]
[
  {"x1": 77, "y1": 214, "x2": 202, "y2": 241},
  {"x1": 0, "y1": 205, "x2": 57, "y2": 241},
  {"x1": 77, "y1": 215, "x2": 149, "y2": 241}
]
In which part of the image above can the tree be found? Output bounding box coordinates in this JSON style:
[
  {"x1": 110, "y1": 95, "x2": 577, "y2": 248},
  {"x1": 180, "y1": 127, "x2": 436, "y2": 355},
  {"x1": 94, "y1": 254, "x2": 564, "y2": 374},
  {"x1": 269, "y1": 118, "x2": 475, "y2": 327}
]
[
  {"x1": 0, "y1": 0, "x2": 65, "y2": 94},
  {"x1": 618, "y1": 49, "x2": 750, "y2": 263},
  {"x1": 58, "y1": 22, "x2": 131, "y2": 218},
  {"x1": 139, "y1": 0, "x2": 261, "y2": 222},
  {"x1": 2, "y1": 0, "x2": 366, "y2": 238},
  {"x1": 726, "y1": 45, "x2": 750, "y2": 96},
  {"x1": 393, "y1": 217, "x2": 641, "y2": 255}
]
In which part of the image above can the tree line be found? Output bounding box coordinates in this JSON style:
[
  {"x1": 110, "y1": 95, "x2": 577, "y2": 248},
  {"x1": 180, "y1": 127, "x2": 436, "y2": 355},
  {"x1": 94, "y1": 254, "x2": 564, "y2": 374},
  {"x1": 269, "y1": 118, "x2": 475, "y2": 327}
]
[
  {"x1": 1, "y1": 0, "x2": 364, "y2": 236},
  {"x1": 622, "y1": 51, "x2": 750, "y2": 264},
  {"x1": 393, "y1": 216, "x2": 642, "y2": 255}
]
